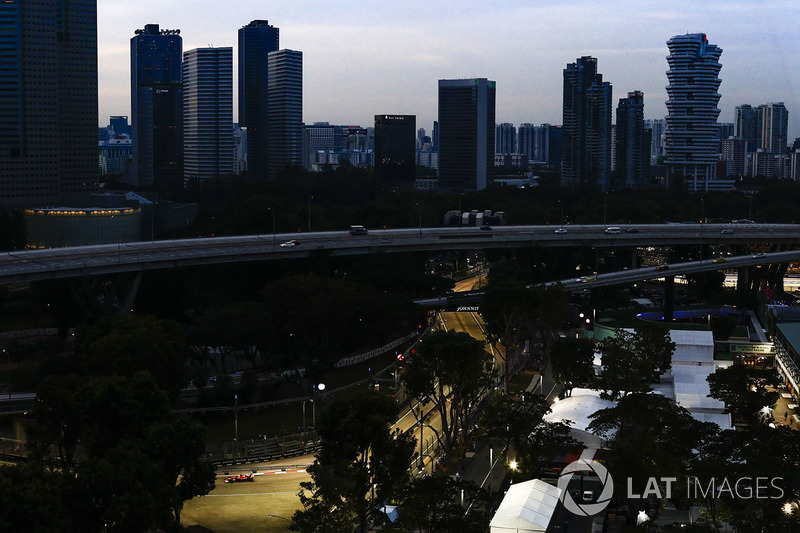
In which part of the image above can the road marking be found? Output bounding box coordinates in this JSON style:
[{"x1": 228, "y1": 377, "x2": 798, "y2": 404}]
[{"x1": 207, "y1": 491, "x2": 303, "y2": 497}]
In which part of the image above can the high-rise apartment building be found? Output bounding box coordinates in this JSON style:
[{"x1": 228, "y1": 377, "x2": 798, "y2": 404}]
[
  {"x1": 183, "y1": 47, "x2": 234, "y2": 185},
  {"x1": 109, "y1": 116, "x2": 130, "y2": 138},
  {"x1": 131, "y1": 24, "x2": 183, "y2": 192},
  {"x1": 644, "y1": 119, "x2": 667, "y2": 163},
  {"x1": 517, "y1": 124, "x2": 535, "y2": 163},
  {"x1": 664, "y1": 33, "x2": 723, "y2": 191},
  {"x1": 238, "y1": 20, "x2": 279, "y2": 179},
  {"x1": 735, "y1": 104, "x2": 759, "y2": 151},
  {"x1": 266, "y1": 49, "x2": 302, "y2": 178},
  {"x1": 759, "y1": 102, "x2": 788, "y2": 156},
  {"x1": 437, "y1": 78, "x2": 496, "y2": 191},
  {"x1": 0, "y1": 0, "x2": 98, "y2": 210},
  {"x1": 614, "y1": 91, "x2": 649, "y2": 188},
  {"x1": 375, "y1": 115, "x2": 416, "y2": 182},
  {"x1": 495, "y1": 123, "x2": 516, "y2": 155},
  {"x1": 562, "y1": 56, "x2": 612, "y2": 190}
]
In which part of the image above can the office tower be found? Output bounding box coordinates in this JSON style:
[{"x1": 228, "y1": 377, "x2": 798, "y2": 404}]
[
  {"x1": 664, "y1": 33, "x2": 722, "y2": 191},
  {"x1": 375, "y1": 115, "x2": 416, "y2": 182},
  {"x1": 238, "y1": 20, "x2": 279, "y2": 179},
  {"x1": 233, "y1": 124, "x2": 247, "y2": 175},
  {"x1": 266, "y1": 49, "x2": 302, "y2": 178},
  {"x1": 0, "y1": 0, "x2": 98, "y2": 210},
  {"x1": 437, "y1": 78, "x2": 496, "y2": 191},
  {"x1": 182, "y1": 47, "x2": 234, "y2": 185},
  {"x1": 562, "y1": 56, "x2": 612, "y2": 190},
  {"x1": 110, "y1": 116, "x2": 130, "y2": 137},
  {"x1": 645, "y1": 119, "x2": 667, "y2": 163},
  {"x1": 517, "y1": 124, "x2": 535, "y2": 162},
  {"x1": 417, "y1": 128, "x2": 427, "y2": 149},
  {"x1": 759, "y1": 102, "x2": 788, "y2": 156},
  {"x1": 432, "y1": 121, "x2": 439, "y2": 151},
  {"x1": 495, "y1": 123, "x2": 516, "y2": 154},
  {"x1": 548, "y1": 126, "x2": 563, "y2": 168},
  {"x1": 131, "y1": 24, "x2": 183, "y2": 192},
  {"x1": 615, "y1": 91, "x2": 649, "y2": 188}
]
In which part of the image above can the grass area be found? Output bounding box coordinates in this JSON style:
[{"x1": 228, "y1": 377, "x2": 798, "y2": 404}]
[{"x1": 181, "y1": 489, "x2": 299, "y2": 533}]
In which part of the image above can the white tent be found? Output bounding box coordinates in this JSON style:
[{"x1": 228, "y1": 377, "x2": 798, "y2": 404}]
[{"x1": 489, "y1": 479, "x2": 562, "y2": 532}]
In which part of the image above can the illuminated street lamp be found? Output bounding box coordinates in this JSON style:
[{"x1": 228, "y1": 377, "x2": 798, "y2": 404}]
[{"x1": 312, "y1": 383, "x2": 325, "y2": 430}]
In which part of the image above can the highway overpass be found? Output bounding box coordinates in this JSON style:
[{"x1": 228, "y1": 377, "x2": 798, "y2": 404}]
[{"x1": 1, "y1": 223, "x2": 798, "y2": 284}]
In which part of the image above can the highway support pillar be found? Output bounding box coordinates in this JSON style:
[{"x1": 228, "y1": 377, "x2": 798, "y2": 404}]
[
  {"x1": 663, "y1": 276, "x2": 675, "y2": 322},
  {"x1": 737, "y1": 267, "x2": 750, "y2": 299}
]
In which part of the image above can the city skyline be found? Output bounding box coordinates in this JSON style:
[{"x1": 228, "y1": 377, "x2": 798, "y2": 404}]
[{"x1": 98, "y1": 1, "x2": 800, "y2": 140}]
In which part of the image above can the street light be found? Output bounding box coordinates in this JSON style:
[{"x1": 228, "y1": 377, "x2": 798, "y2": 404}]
[
  {"x1": 558, "y1": 200, "x2": 564, "y2": 229},
  {"x1": 307, "y1": 196, "x2": 314, "y2": 233},
  {"x1": 312, "y1": 383, "x2": 325, "y2": 430},
  {"x1": 267, "y1": 207, "x2": 276, "y2": 249},
  {"x1": 234, "y1": 393, "x2": 239, "y2": 441},
  {"x1": 268, "y1": 513, "x2": 291, "y2": 523}
]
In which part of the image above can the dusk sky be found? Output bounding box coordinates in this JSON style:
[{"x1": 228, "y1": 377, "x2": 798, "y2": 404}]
[{"x1": 98, "y1": 0, "x2": 800, "y2": 140}]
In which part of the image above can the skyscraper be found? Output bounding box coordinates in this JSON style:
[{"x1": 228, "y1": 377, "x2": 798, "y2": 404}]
[
  {"x1": 183, "y1": 47, "x2": 234, "y2": 185},
  {"x1": 131, "y1": 24, "x2": 183, "y2": 192},
  {"x1": 374, "y1": 115, "x2": 416, "y2": 182},
  {"x1": 645, "y1": 119, "x2": 667, "y2": 163},
  {"x1": 238, "y1": 20, "x2": 279, "y2": 179},
  {"x1": 266, "y1": 49, "x2": 302, "y2": 179},
  {"x1": 437, "y1": 78, "x2": 496, "y2": 191},
  {"x1": 614, "y1": 91, "x2": 649, "y2": 189},
  {"x1": 664, "y1": 33, "x2": 723, "y2": 191},
  {"x1": 759, "y1": 102, "x2": 788, "y2": 156},
  {"x1": 517, "y1": 123, "x2": 535, "y2": 163},
  {"x1": 562, "y1": 56, "x2": 612, "y2": 190},
  {"x1": 495, "y1": 123, "x2": 516, "y2": 155},
  {"x1": 734, "y1": 104, "x2": 758, "y2": 151},
  {"x1": 0, "y1": 0, "x2": 98, "y2": 210}
]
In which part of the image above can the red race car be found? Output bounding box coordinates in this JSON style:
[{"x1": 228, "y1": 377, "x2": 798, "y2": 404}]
[{"x1": 224, "y1": 473, "x2": 255, "y2": 483}]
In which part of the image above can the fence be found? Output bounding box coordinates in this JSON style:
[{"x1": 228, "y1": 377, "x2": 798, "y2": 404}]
[{"x1": 207, "y1": 430, "x2": 321, "y2": 466}]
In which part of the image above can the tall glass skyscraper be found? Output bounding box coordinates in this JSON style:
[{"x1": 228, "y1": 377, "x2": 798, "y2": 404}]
[
  {"x1": 131, "y1": 24, "x2": 183, "y2": 192},
  {"x1": 437, "y1": 78, "x2": 496, "y2": 192},
  {"x1": 238, "y1": 20, "x2": 279, "y2": 179},
  {"x1": 614, "y1": 91, "x2": 649, "y2": 189},
  {"x1": 0, "y1": 0, "x2": 98, "y2": 210},
  {"x1": 374, "y1": 115, "x2": 416, "y2": 182},
  {"x1": 266, "y1": 49, "x2": 303, "y2": 179},
  {"x1": 562, "y1": 56, "x2": 612, "y2": 190},
  {"x1": 183, "y1": 47, "x2": 234, "y2": 185},
  {"x1": 664, "y1": 33, "x2": 722, "y2": 191}
]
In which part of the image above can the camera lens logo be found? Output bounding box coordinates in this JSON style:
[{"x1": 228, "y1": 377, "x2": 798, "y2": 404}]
[{"x1": 557, "y1": 459, "x2": 614, "y2": 516}]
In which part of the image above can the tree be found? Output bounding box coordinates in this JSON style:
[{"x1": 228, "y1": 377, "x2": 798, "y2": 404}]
[
  {"x1": 292, "y1": 390, "x2": 416, "y2": 533},
  {"x1": 706, "y1": 364, "x2": 780, "y2": 424},
  {"x1": 401, "y1": 330, "x2": 494, "y2": 454},
  {"x1": 398, "y1": 474, "x2": 490, "y2": 533},
  {"x1": 550, "y1": 337, "x2": 595, "y2": 397},
  {"x1": 588, "y1": 393, "x2": 715, "y2": 525},
  {"x1": 597, "y1": 323, "x2": 675, "y2": 400}
]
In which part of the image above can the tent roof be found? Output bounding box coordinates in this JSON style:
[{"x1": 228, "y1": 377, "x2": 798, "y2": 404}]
[
  {"x1": 543, "y1": 388, "x2": 616, "y2": 433},
  {"x1": 489, "y1": 479, "x2": 562, "y2": 532}
]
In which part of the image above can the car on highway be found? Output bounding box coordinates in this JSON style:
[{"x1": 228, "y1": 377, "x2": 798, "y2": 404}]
[
  {"x1": 720, "y1": 229, "x2": 735, "y2": 235},
  {"x1": 578, "y1": 275, "x2": 597, "y2": 283},
  {"x1": 655, "y1": 265, "x2": 670, "y2": 272},
  {"x1": 279, "y1": 240, "x2": 300, "y2": 247},
  {"x1": 224, "y1": 473, "x2": 254, "y2": 483},
  {"x1": 480, "y1": 224, "x2": 492, "y2": 231},
  {"x1": 554, "y1": 228, "x2": 568, "y2": 234},
  {"x1": 752, "y1": 252, "x2": 766, "y2": 258},
  {"x1": 626, "y1": 228, "x2": 640, "y2": 233},
  {"x1": 349, "y1": 225, "x2": 368, "y2": 235},
  {"x1": 713, "y1": 257, "x2": 727, "y2": 264}
]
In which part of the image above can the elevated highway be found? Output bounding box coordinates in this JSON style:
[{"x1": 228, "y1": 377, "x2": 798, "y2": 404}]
[{"x1": 1, "y1": 223, "x2": 799, "y2": 284}]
